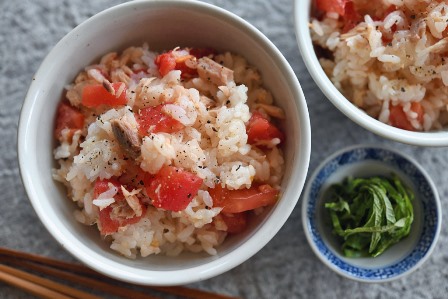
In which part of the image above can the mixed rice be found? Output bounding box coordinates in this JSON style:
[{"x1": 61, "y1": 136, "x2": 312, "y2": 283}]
[{"x1": 52, "y1": 45, "x2": 285, "y2": 258}]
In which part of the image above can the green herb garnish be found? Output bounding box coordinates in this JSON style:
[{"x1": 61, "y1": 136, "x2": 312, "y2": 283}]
[{"x1": 325, "y1": 175, "x2": 414, "y2": 258}]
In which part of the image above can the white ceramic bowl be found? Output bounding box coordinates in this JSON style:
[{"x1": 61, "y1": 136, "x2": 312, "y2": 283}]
[
  {"x1": 18, "y1": 0, "x2": 311, "y2": 286},
  {"x1": 302, "y1": 145, "x2": 441, "y2": 282},
  {"x1": 294, "y1": 1, "x2": 448, "y2": 146}
]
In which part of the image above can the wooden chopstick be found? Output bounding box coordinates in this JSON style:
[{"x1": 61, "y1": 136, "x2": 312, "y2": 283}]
[
  {"x1": 0, "y1": 264, "x2": 100, "y2": 299},
  {"x1": 149, "y1": 286, "x2": 239, "y2": 299},
  {"x1": 0, "y1": 247, "x2": 97, "y2": 276},
  {"x1": 0, "y1": 266, "x2": 73, "y2": 299},
  {"x1": 0, "y1": 247, "x2": 240, "y2": 299},
  {"x1": 0, "y1": 257, "x2": 158, "y2": 299}
]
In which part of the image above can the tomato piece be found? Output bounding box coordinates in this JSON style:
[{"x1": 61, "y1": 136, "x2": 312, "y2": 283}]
[
  {"x1": 136, "y1": 105, "x2": 185, "y2": 136},
  {"x1": 315, "y1": 0, "x2": 361, "y2": 32},
  {"x1": 315, "y1": 0, "x2": 349, "y2": 16},
  {"x1": 155, "y1": 49, "x2": 202, "y2": 78},
  {"x1": 210, "y1": 184, "x2": 280, "y2": 213},
  {"x1": 220, "y1": 212, "x2": 248, "y2": 234},
  {"x1": 54, "y1": 101, "x2": 84, "y2": 141},
  {"x1": 155, "y1": 52, "x2": 177, "y2": 77},
  {"x1": 98, "y1": 207, "x2": 120, "y2": 235},
  {"x1": 93, "y1": 178, "x2": 121, "y2": 198},
  {"x1": 246, "y1": 111, "x2": 284, "y2": 144},
  {"x1": 81, "y1": 82, "x2": 127, "y2": 108},
  {"x1": 389, "y1": 102, "x2": 424, "y2": 131},
  {"x1": 342, "y1": 1, "x2": 361, "y2": 33},
  {"x1": 94, "y1": 178, "x2": 146, "y2": 235},
  {"x1": 144, "y1": 165, "x2": 203, "y2": 212},
  {"x1": 175, "y1": 60, "x2": 197, "y2": 78}
]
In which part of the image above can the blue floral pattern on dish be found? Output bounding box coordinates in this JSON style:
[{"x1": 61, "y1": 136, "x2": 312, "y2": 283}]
[{"x1": 305, "y1": 146, "x2": 440, "y2": 281}]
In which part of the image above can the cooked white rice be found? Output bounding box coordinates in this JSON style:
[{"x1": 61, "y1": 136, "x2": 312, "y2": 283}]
[
  {"x1": 52, "y1": 45, "x2": 285, "y2": 258},
  {"x1": 311, "y1": 0, "x2": 448, "y2": 131}
]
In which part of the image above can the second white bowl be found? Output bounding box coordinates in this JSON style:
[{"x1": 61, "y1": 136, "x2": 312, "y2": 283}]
[{"x1": 294, "y1": 0, "x2": 448, "y2": 146}]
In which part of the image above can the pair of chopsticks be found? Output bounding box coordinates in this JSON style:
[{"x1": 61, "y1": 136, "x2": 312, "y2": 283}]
[{"x1": 0, "y1": 247, "x2": 239, "y2": 299}]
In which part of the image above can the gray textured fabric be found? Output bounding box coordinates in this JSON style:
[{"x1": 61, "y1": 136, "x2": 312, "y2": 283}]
[{"x1": 1, "y1": 0, "x2": 447, "y2": 298}]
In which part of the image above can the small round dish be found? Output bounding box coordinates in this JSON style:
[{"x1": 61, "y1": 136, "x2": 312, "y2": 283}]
[{"x1": 302, "y1": 145, "x2": 441, "y2": 282}]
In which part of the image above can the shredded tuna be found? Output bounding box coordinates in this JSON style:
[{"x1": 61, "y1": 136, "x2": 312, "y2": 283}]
[
  {"x1": 102, "y1": 79, "x2": 116, "y2": 95},
  {"x1": 197, "y1": 57, "x2": 234, "y2": 86},
  {"x1": 111, "y1": 118, "x2": 141, "y2": 159},
  {"x1": 121, "y1": 186, "x2": 143, "y2": 217},
  {"x1": 254, "y1": 103, "x2": 286, "y2": 119}
]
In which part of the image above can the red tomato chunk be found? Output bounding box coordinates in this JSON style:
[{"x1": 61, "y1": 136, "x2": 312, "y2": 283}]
[
  {"x1": 94, "y1": 178, "x2": 146, "y2": 235},
  {"x1": 155, "y1": 50, "x2": 197, "y2": 78},
  {"x1": 209, "y1": 184, "x2": 279, "y2": 214},
  {"x1": 389, "y1": 102, "x2": 424, "y2": 131},
  {"x1": 341, "y1": 1, "x2": 362, "y2": 32},
  {"x1": 219, "y1": 212, "x2": 248, "y2": 234},
  {"x1": 154, "y1": 52, "x2": 177, "y2": 77},
  {"x1": 315, "y1": 0, "x2": 349, "y2": 16},
  {"x1": 144, "y1": 166, "x2": 203, "y2": 212},
  {"x1": 136, "y1": 105, "x2": 185, "y2": 136},
  {"x1": 93, "y1": 178, "x2": 121, "y2": 198},
  {"x1": 315, "y1": 0, "x2": 361, "y2": 32},
  {"x1": 155, "y1": 48, "x2": 216, "y2": 78},
  {"x1": 54, "y1": 101, "x2": 84, "y2": 141},
  {"x1": 81, "y1": 82, "x2": 127, "y2": 108},
  {"x1": 246, "y1": 111, "x2": 284, "y2": 144}
]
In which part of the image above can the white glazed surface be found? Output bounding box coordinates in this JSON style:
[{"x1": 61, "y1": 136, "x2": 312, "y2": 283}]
[
  {"x1": 302, "y1": 145, "x2": 441, "y2": 282},
  {"x1": 294, "y1": 0, "x2": 448, "y2": 146},
  {"x1": 18, "y1": 0, "x2": 311, "y2": 286}
]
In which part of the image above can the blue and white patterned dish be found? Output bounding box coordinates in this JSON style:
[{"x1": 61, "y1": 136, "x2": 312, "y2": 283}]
[{"x1": 302, "y1": 145, "x2": 441, "y2": 282}]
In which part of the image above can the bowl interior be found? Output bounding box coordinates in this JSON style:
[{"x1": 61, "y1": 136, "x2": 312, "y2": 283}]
[
  {"x1": 303, "y1": 146, "x2": 441, "y2": 282},
  {"x1": 294, "y1": 0, "x2": 448, "y2": 146},
  {"x1": 19, "y1": 0, "x2": 310, "y2": 285}
]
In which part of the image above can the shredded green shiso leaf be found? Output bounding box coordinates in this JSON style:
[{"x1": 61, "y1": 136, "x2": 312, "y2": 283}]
[{"x1": 325, "y1": 175, "x2": 414, "y2": 258}]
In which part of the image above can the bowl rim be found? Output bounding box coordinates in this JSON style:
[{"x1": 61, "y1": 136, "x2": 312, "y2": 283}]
[
  {"x1": 18, "y1": 0, "x2": 311, "y2": 285},
  {"x1": 301, "y1": 144, "x2": 442, "y2": 283},
  {"x1": 294, "y1": 0, "x2": 448, "y2": 147}
]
